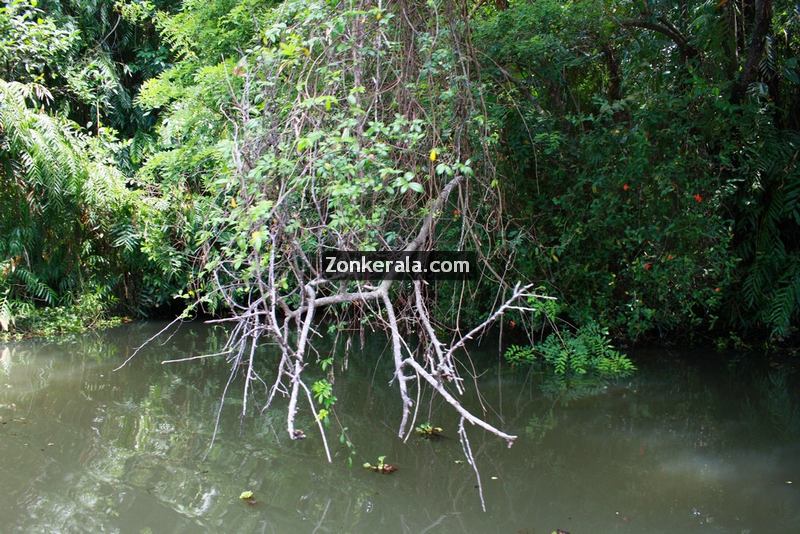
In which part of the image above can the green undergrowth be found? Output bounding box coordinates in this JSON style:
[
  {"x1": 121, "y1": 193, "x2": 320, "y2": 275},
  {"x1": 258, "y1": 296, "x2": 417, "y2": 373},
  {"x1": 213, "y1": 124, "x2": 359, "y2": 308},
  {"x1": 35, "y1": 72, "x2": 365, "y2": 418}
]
[
  {"x1": 0, "y1": 293, "x2": 127, "y2": 341},
  {"x1": 505, "y1": 323, "x2": 636, "y2": 379}
]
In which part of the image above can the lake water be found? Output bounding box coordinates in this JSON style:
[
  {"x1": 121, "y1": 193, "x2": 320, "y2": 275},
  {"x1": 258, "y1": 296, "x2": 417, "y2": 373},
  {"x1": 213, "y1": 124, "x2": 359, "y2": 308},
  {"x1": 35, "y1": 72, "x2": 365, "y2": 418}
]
[{"x1": 1, "y1": 322, "x2": 799, "y2": 533}]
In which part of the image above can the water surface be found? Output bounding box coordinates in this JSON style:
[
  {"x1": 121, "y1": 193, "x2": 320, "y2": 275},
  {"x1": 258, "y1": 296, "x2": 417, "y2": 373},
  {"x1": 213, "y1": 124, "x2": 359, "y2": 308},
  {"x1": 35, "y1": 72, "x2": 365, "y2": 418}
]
[{"x1": 1, "y1": 322, "x2": 799, "y2": 532}]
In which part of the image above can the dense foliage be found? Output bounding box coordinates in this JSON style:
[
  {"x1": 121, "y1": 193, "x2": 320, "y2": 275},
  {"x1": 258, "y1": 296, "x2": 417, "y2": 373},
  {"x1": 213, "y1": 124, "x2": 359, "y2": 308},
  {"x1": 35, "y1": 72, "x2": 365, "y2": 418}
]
[
  {"x1": 1, "y1": 0, "x2": 798, "y2": 349},
  {"x1": 1, "y1": 0, "x2": 180, "y2": 334},
  {"x1": 473, "y1": 0, "x2": 800, "y2": 342}
]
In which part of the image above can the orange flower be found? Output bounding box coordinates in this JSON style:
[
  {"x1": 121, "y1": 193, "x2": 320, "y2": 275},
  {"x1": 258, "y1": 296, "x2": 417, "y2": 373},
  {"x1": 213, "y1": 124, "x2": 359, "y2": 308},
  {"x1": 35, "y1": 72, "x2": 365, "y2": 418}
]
[
  {"x1": 694, "y1": 193, "x2": 703, "y2": 203},
  {"x1": 643, "y1": 262, "x2": 653, "y2": 271},
  {"x1": 714, "y1": 287, "x2": 721, "y2": 292},
  {"x1": 623, "y1": 183, "x2": 631, "y2": 191}
]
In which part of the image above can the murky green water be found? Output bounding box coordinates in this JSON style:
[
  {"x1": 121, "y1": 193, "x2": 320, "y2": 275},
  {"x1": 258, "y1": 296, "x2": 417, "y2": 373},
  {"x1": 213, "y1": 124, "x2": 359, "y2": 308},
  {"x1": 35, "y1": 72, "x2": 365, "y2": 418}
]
[{"x1": 1, "y1": 322, "x2": 799, "y2": 533}]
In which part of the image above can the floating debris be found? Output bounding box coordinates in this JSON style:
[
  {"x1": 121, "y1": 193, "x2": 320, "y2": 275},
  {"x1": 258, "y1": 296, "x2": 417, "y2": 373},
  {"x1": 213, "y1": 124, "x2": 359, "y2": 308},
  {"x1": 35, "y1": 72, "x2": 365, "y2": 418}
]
[
  {"x1": 415, "y1": 423, "x2": 444, "y2": 439},
  {"x1": 239, "y1": 491, "x2": 257, "y2": 505},
  {"x1": 363, "y1": 456, "x2": 397, "y2": 474}
]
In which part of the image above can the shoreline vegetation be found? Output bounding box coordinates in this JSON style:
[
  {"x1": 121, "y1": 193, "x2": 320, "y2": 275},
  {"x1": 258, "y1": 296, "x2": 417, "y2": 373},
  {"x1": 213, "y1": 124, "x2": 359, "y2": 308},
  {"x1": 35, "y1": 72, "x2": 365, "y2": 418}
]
[
  {"x1": 0, "y1": 294, "x2": 129, "y2": 341},
  {"x1": 1, "y1": 0, "x2": 798, "y2": 480},
  {"x1": 2, "y1": 1, "x2": 797, "y2": 350}
]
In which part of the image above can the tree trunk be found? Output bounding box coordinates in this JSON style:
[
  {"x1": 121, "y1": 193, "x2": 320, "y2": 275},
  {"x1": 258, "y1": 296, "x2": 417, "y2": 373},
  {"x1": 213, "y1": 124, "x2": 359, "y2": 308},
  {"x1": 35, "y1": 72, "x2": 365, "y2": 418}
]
[{"x1": 731, "y1": 0, "x2": 772, "y2": 103}]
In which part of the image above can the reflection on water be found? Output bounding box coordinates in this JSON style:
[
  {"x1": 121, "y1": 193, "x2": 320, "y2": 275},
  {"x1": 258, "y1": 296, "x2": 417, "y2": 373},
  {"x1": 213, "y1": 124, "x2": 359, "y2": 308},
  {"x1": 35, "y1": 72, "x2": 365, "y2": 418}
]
[{"x1": 1, "y1": 323, "x2": 799, "y2": 533}]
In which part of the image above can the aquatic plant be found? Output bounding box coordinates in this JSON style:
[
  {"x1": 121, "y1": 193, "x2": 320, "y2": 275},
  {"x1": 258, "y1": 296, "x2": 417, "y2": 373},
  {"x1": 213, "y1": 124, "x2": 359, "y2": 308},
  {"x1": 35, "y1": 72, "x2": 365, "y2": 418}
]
[
  {"x1": 363, "y1": 455, "x2": 397, "y2": 474},
  {"x1": 504, "y1": 324, "x2": 635, "y2": 378},
  {"x1": 415, "y1": 423, "x2": 444, "y2": 439}
]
